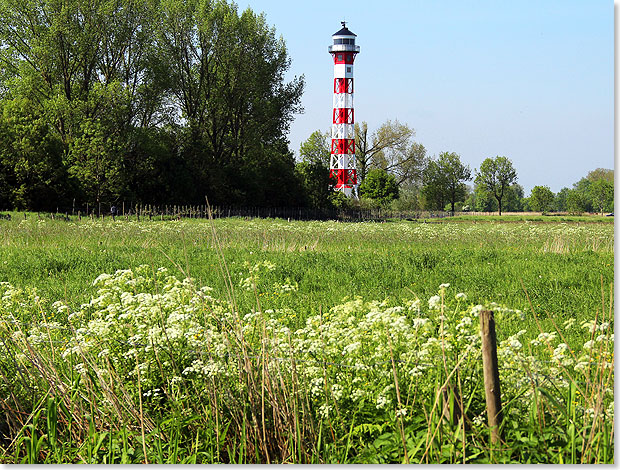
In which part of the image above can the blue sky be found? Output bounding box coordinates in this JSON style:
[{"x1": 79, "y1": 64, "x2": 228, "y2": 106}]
[{"x1": 235, "y1": 0, "x2": 613, "y2": 194}]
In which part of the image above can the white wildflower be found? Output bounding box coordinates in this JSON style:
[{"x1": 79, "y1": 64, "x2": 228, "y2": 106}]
[
  {"x1": 318, "y1": 403, "x2": 331, "y2": 419},
  {"x1": 407, "y1": 298, "x2": 421, "y2": 312},
  {"x1": 331, "y1": 384, "x2": 343, "y2": 401},
  {"x1": 376, "y1": 394, "x2": 390, "y2": 409},
  {"x1": 428, "y1": 295, "x2": 441, "y2": 310}
]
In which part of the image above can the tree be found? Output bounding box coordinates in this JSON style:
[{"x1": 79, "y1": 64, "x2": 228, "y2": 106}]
[
  {"x1": 569, "y1": 178, "x2": 594, "y2": 213},
  {"x1": 0, "y1": 0, "x2": 162, "y2": 208},
  {"x1": 421, "y1": 160, "x2": 447, "y2": 210},
  {"x1": 390, "y1": 184, "x2": 422, "y2": 211},
  {"x1": 503, "y1": 184, "x2": 524, "y2": 212},
  {"x1": 467, "y1": 183, "x2": 524, "y2": 212},
  {"x1": 529, "y1": 185, "x2": 555, "y2": 212},
  {"x1": 358, "y1": 169, "x2": 399, "y2": 206},
  {"x1": 0, "y1": 97, "x2": 69, "y2": 209},
  {"x1": 421, "y1": 152, "x2": 471, "y2": 212},
  {"x1": 554, "y1": 187, "x2": 570, "y2": 212},
  {"x1": 440, "y1": 152, "x2": 470, "y2": 212},
  {"x1": 589, "y1": 179, "x2": 613, "y2": 215},
  {"x1": 585, "y1": 168, "x2": 613, "y2": 214},
  {"x1": 294, "y1": 160, "x2": 334, "y2": 210},
  {"x1": 587, "y1": 168, "x2": 613, "y2": 183},
  {"x1": 354, "y1": 120, "x2": 423, "y2": 185},
  {"x1": 299, "y1": 130, "x2": 330, "y2": 167},
  {"x1": 475, "y1": 156, "x2": 518, "y2": 215},
  {"x1": 566, "y1": 189, "x2": 589, "y2": 214},
  {"x1": 0, "y1": 0, "x2": 306, "y2": 209},
  {"x1": 157, "y1": 0, "x2": 304, "y2": 205}
]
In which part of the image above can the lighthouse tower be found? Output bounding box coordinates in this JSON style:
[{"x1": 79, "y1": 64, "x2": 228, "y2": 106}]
[{"x1": 328, "y1": 22, "x2": 360, "y2": 197}]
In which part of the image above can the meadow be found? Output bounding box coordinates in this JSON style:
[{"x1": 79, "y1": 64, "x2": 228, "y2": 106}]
[{"x1": 0, "y1": 213, "x2": 614, "y2": 463}]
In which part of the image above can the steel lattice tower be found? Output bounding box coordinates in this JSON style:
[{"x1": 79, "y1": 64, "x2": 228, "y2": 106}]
[{"x1": 328, "y1": 22, "x2": 360, "y2": 197}]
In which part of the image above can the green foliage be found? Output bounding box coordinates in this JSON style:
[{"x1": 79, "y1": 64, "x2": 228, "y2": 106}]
[
  {"x1": 421, "y1": 159, "x2": 447, "y2": 210},
  {"x1": 422, "y1": 152, "x2": 470, "y2": 212},
  {"x1": 586, "y1": 168, "x2": 613, "y2": 183},
  {"x1": 560, "y1": 174, "x2": 614, "y2": 215},
  {"x1": 390, "y1": 184, "x2": 422, "y2": 211},
  {"x1": 565, "y1": 180, "x2": 593, "y2": 214},
  {"x1": 529, "y1": 185, "x2": 555, "y2": 212},
  {"x1": 299, "y1": 130, "x2": 330, "y2": 167},
  {"x1": 354, "y1": 120, "x2": 422, "y2": 185},
  {"x1": 475, "y1": 156, "x2": 518, "y2": 215},
  {"x1": 0, "y1": 0, "x2": 305, "y2": 210},
  {"x1": 294, "y1": 160, "x2": 334, "y2": 210},
  {"x1": 553, "y1": 187, "x2": 571, "y2": 212},
  {"x1": 359, "y1": 169, "x2": 399, "y2": 206},
  {"x1": 0, "y1": 97, "x2": 69, "y2": 209},
  {"x1": 588, "y1": 178, "x2": 613, "y2": 214}
]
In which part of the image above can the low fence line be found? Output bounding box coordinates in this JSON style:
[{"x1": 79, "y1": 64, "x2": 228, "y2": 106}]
[{"x1": 1, "y1": 204, "x2": 456, "y2": 222}]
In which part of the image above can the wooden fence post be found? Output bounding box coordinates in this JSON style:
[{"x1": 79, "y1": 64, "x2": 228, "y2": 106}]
[{"x1": 480, "y1": 309, "x2": 503, "y2": 446}]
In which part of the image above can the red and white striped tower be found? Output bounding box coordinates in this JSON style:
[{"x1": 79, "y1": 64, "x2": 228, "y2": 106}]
[{"x1": 329, "y1": 22, "x2": 360, "y2": 197}]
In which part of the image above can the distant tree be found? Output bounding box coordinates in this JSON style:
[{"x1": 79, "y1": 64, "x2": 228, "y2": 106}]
[
  {"x1": 589, "y1": 178, "x2": 614, "y2": 215},
  {"x1": 421, "y1": 152, "x2": 470, "y2": 212},
  {"x1": 421, "y1": 159, "x2": 447, "y2": 210},
  {"x1": 475, "y1": 156, "x2": 518, "y2": 215},
  {"x1": 299, "y1": 130, "x2": 330, "y2": 167},
  {"x1": 355, "y1": 120, "x2": 423, "y2": 184},
  {"x1": 569, "y1": 178, "x2": 594, "y2": 213},
  {"x1": 584, "y1": 168, "x2": 614, "y2": 214},
  {"x1": 294, "y1": 160, "x2": 334, "y2": 210},
  {"x1": 359, "y1": 169, "x2": 399, "y2": 206},
  {"x1": 391, "y1": 184, "x2": 423, "y2": 211},
  {"x1": 441, "y1": 152, "x2": 471, "y2": 212},
  {"x1": 554, "y1": 187, "x2": 571, "y2": 212},
  {"x1": 529, "y1": 185, "x2": 555, "y2": 212},
  {"x1": 503, "y1": 184, "x2": 525, "y2": 212},
  {"x1": 467, "y1": 183, "x2": 523, "y2": 212},
  {"x1": 586, "y1": 168, "x2": 614, "y2": 183},
  {"x1": 566, "y1": 189, "x2": 590, "y2": 214},
  {"x1": 465, "y1": 183, "x2": 495, "y2": 212}
]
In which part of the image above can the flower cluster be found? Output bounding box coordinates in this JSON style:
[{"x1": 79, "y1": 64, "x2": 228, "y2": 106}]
[{"x1": 0, "y1": 266, "x2": 613, "y2": 428}]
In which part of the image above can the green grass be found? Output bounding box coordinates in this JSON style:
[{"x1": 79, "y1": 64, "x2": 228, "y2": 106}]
[
  {"x1": 425, "y1": 213, "x2": 614, "y2": 223},
  {"x1": 0, "y1": 213, "x2": 614, "y2": 463},
  {"x1": 0, "y1": 214, "x2": 612, "y2": 338}
]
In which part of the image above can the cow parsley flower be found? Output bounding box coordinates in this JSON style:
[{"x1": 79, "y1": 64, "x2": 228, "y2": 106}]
[
  {"x1": 395, "y1": 408, "x2": 407, "y2": 418},
  {"x1": 428, "y1": 295, "x2": 441, "y2": 310}
]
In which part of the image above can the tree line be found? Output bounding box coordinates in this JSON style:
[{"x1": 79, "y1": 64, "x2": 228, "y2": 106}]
[
  {"x1": 299, "y1": 122, "x2": 614, "y2": 216},
  {"x1": 0, "y1": 0, "x2": 308, "y2": 211},
  {"x1": 0, "y1": 0, "x2": 612, "y2": 215}
]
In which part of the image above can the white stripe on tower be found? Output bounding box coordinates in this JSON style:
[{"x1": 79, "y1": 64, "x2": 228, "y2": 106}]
[{"x1": 328, "y1": 22, "x2": 360, "y2": 197}]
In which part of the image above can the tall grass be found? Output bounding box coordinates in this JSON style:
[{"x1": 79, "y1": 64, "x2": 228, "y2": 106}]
[{"x1": 0, "y1": 214, "x2": 614, "y2": 463}]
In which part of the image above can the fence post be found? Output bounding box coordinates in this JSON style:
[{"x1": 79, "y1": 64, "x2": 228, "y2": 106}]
[{"x1": 480, "y1": 309, "x2": 503, "y2": 446}]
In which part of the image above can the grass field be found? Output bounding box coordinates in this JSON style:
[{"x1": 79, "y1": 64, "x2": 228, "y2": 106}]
[{"x1": 0, "y1": 213, "x2": 614, "y2": 463}]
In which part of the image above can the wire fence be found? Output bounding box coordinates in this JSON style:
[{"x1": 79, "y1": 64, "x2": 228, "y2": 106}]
[{"x1": 1, "y1": 202, "x2": 456, "y2": 223}]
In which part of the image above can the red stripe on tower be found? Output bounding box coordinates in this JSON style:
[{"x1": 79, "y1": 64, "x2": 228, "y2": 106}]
[{"x1": 328, "y1": 21, "x2": 360, "y2": 197}]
